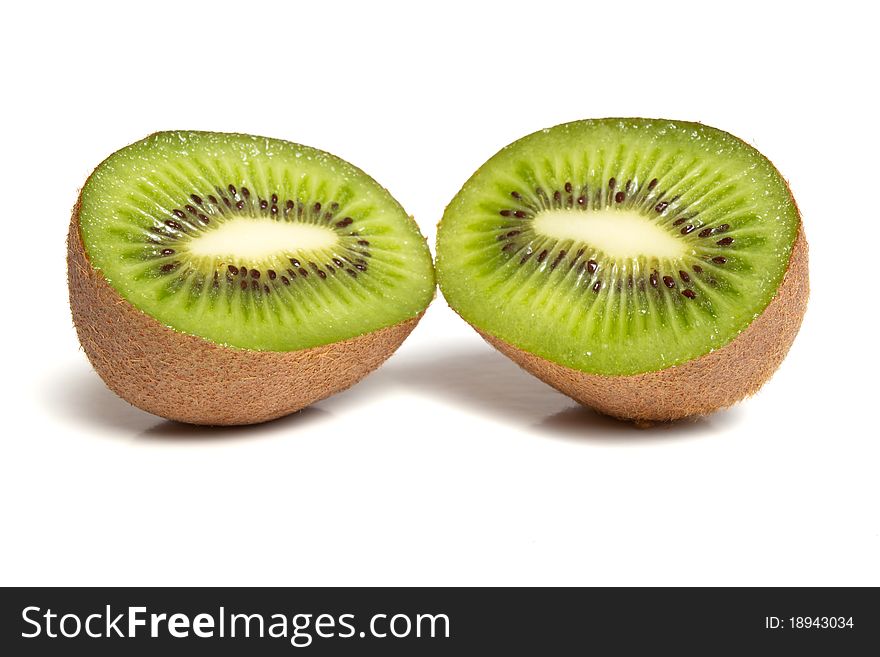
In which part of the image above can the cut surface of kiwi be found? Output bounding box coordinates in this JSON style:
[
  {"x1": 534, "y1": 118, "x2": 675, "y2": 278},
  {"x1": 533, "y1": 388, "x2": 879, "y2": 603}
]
[
  {"x1": 437, "y1": 119, "x2": 808, "y2": 420},
  {"x1": 69, "y1": 131, "x2": 434, "y2": 425},
  {"x1": 78, "y1": 131, "x2": 434, "y2": 351}
]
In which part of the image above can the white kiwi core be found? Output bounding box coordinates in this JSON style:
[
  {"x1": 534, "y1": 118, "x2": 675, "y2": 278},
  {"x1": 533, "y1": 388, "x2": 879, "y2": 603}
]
[
  {"x1": 533, "y1": 209, "x2": 687, "y2": 260},
  {"x1": 187, "y1": 218, "x2": 339, "y2": 259}
]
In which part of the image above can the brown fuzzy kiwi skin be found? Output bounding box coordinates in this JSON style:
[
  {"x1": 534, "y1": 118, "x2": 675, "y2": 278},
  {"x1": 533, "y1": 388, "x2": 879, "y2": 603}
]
[
  {"x1": 67, "y1": 201, "x2": 424, "y2": 426},
  {"x1": 474, "y1": 224, "x2": 808, "y2": 423}
]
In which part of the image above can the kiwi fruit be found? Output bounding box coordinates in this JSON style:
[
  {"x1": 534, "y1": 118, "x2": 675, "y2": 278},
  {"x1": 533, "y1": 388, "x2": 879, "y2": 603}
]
[
  {"x1": 436, "y1": 118, "x2": 808, "y2": 422},
  {"x1": 69, "y1": 131, "x2": 435, "y2": 425}
]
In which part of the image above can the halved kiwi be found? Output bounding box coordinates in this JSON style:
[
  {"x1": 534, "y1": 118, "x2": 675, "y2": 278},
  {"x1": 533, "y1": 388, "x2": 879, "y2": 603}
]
[
  {"x1": 436, "y1": 119, "x2": 808, "y2": 422},
  {"x1": 69, "y1": 131, "x2": 435, "y2": 425}
]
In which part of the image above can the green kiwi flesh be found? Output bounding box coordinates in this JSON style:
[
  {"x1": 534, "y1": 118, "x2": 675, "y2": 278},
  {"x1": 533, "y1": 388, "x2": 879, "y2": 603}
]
[
  {"x1": 78, "y1": 131, "x2": 435, "y2": 351},
  {"x1": 436, "y1": 118, "x2": 803, "y2": 378}
]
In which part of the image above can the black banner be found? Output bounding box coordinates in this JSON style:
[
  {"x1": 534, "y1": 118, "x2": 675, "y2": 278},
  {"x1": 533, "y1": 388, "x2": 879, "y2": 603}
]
[{"x1": 1, "y1": 587, "x2": 876, "y2": 654}]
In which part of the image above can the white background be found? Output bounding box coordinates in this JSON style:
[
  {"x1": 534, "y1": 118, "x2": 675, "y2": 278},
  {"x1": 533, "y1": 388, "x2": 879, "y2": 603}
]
[{"x1": 1, "y1": 1, "x2": 878, "y2": 586}]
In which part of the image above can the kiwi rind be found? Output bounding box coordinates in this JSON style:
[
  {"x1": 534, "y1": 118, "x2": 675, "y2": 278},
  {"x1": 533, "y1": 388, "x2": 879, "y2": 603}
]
[
  {"x1": 69, "y1": 206, "x2": 424, "y2": 425},
  {"x1": 479, "y1": 225, "x2": 808, "y2": 422}
]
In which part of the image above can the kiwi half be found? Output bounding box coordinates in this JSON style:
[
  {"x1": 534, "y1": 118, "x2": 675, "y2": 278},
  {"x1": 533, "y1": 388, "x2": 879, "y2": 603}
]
[
  {"x1": 436, "y1": 119, "x2": 808, "y2": 422},
  {"x1": 69, "y1": 131, "x2": 435, "y2": 425}
]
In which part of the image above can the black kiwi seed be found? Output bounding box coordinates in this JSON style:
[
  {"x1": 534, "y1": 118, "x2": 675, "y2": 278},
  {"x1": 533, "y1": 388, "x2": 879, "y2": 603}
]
[
  {"x1": 502, "y1": 242, "x2": 517, "y2": 252},
  {"x1": 267, "y1": 270, "x2": 277, "y2": 280},
  {"x1": 240, "y1": 267, "x2": 248, "y2": 277},
  {"x1": 354, "y1": 263, "x2": 367, "y2": 271},
  {"x1": 650, "y1": 271, "x2": 659, "y2": 287},
  {"x1": 586, "y1": 259, "x2": 598, "y2": 273},
  {"x1": 240, "y1": 280, "x2": 247, "y2": 290},
  {"x1": 513, "y1": 210, "x2": 528, "y2": 218},
  {"x1": 281, "y1": 276, "x2": 290, "y2": 285},
  {"x1": 673, "y1": 217, "x2": 687, "y2": 226},
  {"x1": 241, "y1": 187, "x2": 250, "y2": 198},
  {"x1": 236, "y1": 200, "x2": 246, "y2": 210},
  {"x1": 712, "y1": 256, "x2": 727, "y2": 264},
  {"x1": 336, "y1": 217, "x2": 353, "y2": 228},
  {"x1": 592, "y1": 280, "x2": 602, "y2": 292},
  {"x1": 614, "y1": 191, "x2": 625, "y2": 203},
  {"x1": 198, "y1": 214, "x2": 210, "y2": 224},
  {"x1": 625, "y1": 180, "x2": 632, "y2": 193},
  {"x1": 227, "y1": 264, "x2": 239, "y2": 275},
  {"x1": 251, "y1": 280, "x2": 259, "y2": 291},
  {"x1": 698, "y1": 227, "x2": 713, "y2": 238},
  {"x1": 290, "y1": 258, "x2": 301, "y2": 268},
  {"x1": 190, "y1": 194, "x2": 203, "y2": 205},
  {"x1": 298, "y1": 268, "x2": 309, "y2": 277},
  {"x1": 663, "y1": 276, "x2": 675, "y2": 288},
  {"x1": 172, "y1": 209, "x2": 186, "y2": 219},
  {"x1": 693, "y1": 264, "x2": 703, "y2": 273},
  {"x1": 500, "y1": 210, "x2": 511, "y2": 217},
  {"x1": 679, "y1": 270, "x2": 690, "y2": 283},
  {"x1": 185, "y1": 205, "x2": 198, "y2": 215},
  {"x1": 208, "y1": 195, "x2": 219, "y2": 205},
  {"x1": 165, "y1": 220, "x2": 182, "y2": 230},
  {"x1": 347, "y1": 269, "x2": 357, "y2": 278},
  {"x1": 161, "y1": 248, "x2": 175, "y2": 256},
  {"x1": 608, "y1": 178, "x2": 616, "y2": 189},
  {"x1": 655, "y1": 201, "x2": 668, "y2": 213},
  {"x1": 681, "y1": 225, "x2": 694, "y2": 234},
  {"x1": 161, "y1": 262, "x2": 179, "y2": 273},
  {"x1": 251, "y1": 270, "x2": 260, "y2": 279},
  {"x1": 511, "y1": 191, "x2": 521, "y2": 199},
  {"x1": 716, "y1": 237, "x2": 734, "y2": 246},
  {"x1": 682, "y1": 289, "x2": 697, "y2": 299},
  {"x1": 287, "y1": 269, "x2": 296, "y2": 278},
  {"x1": 577, "y1": 195, "x2": 587, "y2": 205},
  {"x1": 357, "y1": 239, "x2": 370, "y2": 246},
  {"x1": 228, "y1": 184, "x2": 237, "y2": 196},
  {"x1": 648, "y1": 178, "x2": 659, "y2": 190},
  {"x1": 537, "y1": 250, "x2": 548, "y2": 263},
  {"x1": 716, "y1": 223, "x2": 730, "y2": 233}
]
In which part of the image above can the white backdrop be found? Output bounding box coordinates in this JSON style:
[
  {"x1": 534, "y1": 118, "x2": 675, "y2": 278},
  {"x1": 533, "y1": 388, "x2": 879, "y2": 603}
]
[{"x1": 1, "y1": 0, "x2": 877, "y2": 586}]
